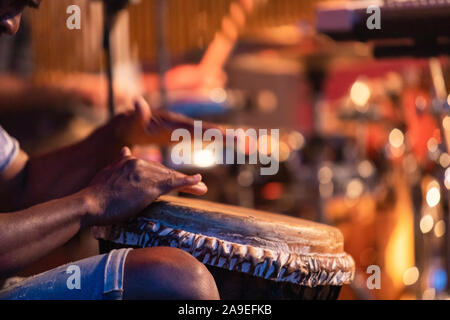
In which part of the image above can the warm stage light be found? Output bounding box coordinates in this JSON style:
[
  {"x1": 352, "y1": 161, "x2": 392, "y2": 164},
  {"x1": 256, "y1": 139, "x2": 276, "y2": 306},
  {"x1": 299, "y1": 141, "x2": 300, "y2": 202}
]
[
  {"x1": 434, "y1": 220, "x2": 445, "y2": 238},
  {"x1": 287, "y1": 131, "x2": 305, "y2": 151},
  {"x1": 403, "y1": 267, "x2": 419, "y2": 286},
  {"x1": 210, "y1": 88, "x2": 227, "y2": 104},
  {"x1": 277, "y1": 141, "x2": 290, "y2": 162},
  {"x1": 318, "y1": 166, "x2": 333, "y2": 184},
  {"x1": 358, "y1": 160, "x2": 374, "y2": 178},
  {"x1": 422, "y1": 288, "x2": 436, "y2": 300},
  {"x1": 389, "y1": 128, "x2": 404, "y2": 149},
  {"x1": 427, "y1": 137, "x2": 439, "y2": 153},
  {"x1": 420, "y1": 214, "x2": 434, "y2": 234},
  {"x1": 350, "y1": 80, "x2": 371, "y2": 108},
  {"x1": 426, "y1": 186, "x2": 440, "y2": 208},
  {"x1": 445, "y1": 168, "x2": 450, "y2": 189},
  {"x1": 346, "y1": 178, "x2": 364, "y2": 199},
  {"x1": 193, "y1": 149, "x2": 216, "y2": 167},
  {"x1": 443, "y1": 115, "x2": 450, "y2": 131},
  {"x1": 439, "y1": 153, "x2": 450, "y2": 167}
]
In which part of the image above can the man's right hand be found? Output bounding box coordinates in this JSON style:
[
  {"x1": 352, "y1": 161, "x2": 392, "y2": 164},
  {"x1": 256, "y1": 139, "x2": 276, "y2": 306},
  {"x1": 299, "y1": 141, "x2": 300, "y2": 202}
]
[{"x1": 81, "y1": 146, "x2": 207, "y2": 227}]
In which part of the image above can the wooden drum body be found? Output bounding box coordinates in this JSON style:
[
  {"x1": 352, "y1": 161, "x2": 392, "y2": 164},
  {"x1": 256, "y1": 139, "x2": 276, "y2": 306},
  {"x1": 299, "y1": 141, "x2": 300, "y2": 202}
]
[{"x1": 94, "y1": 196, "x2": 354, "y2": 300}]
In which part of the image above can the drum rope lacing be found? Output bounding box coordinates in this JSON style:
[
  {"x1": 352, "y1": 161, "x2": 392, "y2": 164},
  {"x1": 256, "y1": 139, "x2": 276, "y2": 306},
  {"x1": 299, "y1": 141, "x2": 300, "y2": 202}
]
[{"x1": 94, "y1": 217, "x2": 355, "y2": 288}]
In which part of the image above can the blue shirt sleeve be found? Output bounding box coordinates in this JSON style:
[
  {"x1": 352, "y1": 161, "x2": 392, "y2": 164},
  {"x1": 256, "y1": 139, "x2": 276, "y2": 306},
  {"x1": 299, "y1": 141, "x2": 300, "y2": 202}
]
[{"x1": 0, "y1": 125, "x2": 19, "y2": 172}]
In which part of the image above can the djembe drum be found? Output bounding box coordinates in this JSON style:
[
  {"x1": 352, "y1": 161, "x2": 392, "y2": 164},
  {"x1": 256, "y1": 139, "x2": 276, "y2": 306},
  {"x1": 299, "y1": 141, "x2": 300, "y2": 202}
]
[{"x1": 94, "y1": 196, "x2": 354, "y2": 300}]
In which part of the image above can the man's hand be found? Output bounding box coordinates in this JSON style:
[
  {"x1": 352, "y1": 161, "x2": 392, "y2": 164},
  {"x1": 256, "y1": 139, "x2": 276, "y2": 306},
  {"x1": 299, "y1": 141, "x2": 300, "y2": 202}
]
[
  {"x1": 48, "y1": 64, "x2": 226, "y2": 110},
  {"x1": 82, "y1": 146, "x2": 207, "y2": 226},
  {"x1": 143, "y1": 64, "x2": 227, "y2": 93},
  {"x1": 112, "y1": 96, "x2": 225, "y2": 147}
]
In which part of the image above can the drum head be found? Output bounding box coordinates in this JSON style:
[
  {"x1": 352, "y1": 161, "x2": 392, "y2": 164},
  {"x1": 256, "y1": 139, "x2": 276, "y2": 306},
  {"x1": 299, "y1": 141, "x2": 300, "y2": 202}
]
[{"x1": 94, "y1": 196, "x2": 354, "y2": 289}]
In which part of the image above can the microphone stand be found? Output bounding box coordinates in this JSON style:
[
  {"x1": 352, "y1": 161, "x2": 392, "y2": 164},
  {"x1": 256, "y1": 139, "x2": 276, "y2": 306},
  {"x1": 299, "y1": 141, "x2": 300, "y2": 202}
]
[{"x1": 102, "y1": 0, "x2": 130, "y2": 119}]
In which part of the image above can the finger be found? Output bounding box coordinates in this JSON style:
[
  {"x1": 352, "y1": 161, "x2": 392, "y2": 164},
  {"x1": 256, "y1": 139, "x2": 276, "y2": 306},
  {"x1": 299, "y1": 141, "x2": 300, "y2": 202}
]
[
  {"x1": 160, "y1": 173, "x2": 203, "y2": 193},
  {"x1": 179, "y1": 182, "x2": 208, "y2": 195},
  {"x1": 202, "y1": 120, "x2": 227, "y2": 135},
  {"x1": 121, "y1": 146, "x2": 132, "y2": 158},
  {"x1": 155, "y1": 110, "x2": 226, "y2": 134},
  {"x1": 182, "y1": 173, "x2": 203, "y2": 186},
  {"x1": 134, "y1": 96, "x2": 152, "y2": 126}
]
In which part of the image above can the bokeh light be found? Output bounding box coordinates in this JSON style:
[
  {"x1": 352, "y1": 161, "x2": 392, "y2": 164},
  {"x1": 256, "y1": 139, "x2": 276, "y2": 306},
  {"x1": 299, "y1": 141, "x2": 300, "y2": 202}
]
[
  {"x1": 193, "y1": 149, "x2": 216, "y2": 167},
  {"x1": 350, "y1": 80, "x2": 371, "y2": 108},
  {"x1": 420, "y1": 214, "x2": 434, "y2": 234},
  {"x1": 403, "y1": 267, "x2": 419, "y2": 286},
  {"x1": 434, "y1": 220, "x2": 445, "y2": 238},
  {"x1": 426, "y1": 186, "x2": 440, "y2": 208},
  {"x1": 389, "y1": 128, "x2": 404, "y2": 149},
  {"x1": 346, "y1": 178, "x2": 364, "y2": 199}
]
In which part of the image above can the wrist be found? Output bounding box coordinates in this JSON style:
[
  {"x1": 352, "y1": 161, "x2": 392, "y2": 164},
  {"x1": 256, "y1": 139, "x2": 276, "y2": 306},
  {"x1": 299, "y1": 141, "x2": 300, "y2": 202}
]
[
  {"x1": 91, "y1": 116, "x2": 129, "y2": 164},
  {"x1": 77, "y1": 188, "x2": 103, "y2": 227},
  {"x1": 106, "y1": 113, "x2": 134, "y2": 150}
]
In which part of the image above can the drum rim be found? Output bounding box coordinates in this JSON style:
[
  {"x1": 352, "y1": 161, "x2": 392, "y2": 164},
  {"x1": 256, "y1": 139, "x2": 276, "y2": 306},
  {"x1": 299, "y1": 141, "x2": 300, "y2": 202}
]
[
  {"x1": 94, "y1": 218, "x2": 355, "y2": 288},
  {"x1": 137, "y1": 196, "x2": 346, "y2": 255}
]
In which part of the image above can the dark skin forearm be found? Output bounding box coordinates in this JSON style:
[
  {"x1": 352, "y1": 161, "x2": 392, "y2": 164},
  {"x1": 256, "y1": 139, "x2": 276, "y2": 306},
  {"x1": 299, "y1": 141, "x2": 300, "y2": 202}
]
[
  {"x1": 16, "y1": 106, "x2": 218, "y2": 209},
  {"x1": 0, "y1": 117, "x2": 125, "y2": 277},
  {"x1": 0, "y1": 98, "x2": 210, "y2": 278},
  {"x1": 20, "y1": 117, "x2": 125, "y2": 208},
  {"x1": 0, "y1": 146, "x2": 206, "y2": 279},
  {"x1": 0, "y1": 74, "x2": 88, "y2": 112},
  {"x1": 0, "y1": 191, "x2": 91, "y2": 279}
]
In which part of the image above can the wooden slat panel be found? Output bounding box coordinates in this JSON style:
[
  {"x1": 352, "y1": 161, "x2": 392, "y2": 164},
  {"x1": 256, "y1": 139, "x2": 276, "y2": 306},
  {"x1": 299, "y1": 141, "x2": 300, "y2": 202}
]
[{"x1": 30, "y1": 0, "x2": 326, "y2": 77}]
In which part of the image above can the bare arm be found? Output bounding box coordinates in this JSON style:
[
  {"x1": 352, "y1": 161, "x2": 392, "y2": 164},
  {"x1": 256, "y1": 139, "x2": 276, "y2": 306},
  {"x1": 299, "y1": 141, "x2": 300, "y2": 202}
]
[
  {"x1": 21, "y1": 118, "x2": 124, "y2": 207},
  {"x1": 0, "y1": 119, "x2": 124, "y2": 211},
  {"x1": 0, "y1": 191, "x2": 90, "y2": 278},
  {"x1": 0, "y1": 74, "x2": 89, "y2": 111},
  {"x1": 0, "y1": 97, "x2": 215, "y2": 276},
  {"x1": 3, "y1": 97, "x2": 222, "y2": 210},
  {"x1": 0, "y1": 147, "x2": 207, "y2": 279}
]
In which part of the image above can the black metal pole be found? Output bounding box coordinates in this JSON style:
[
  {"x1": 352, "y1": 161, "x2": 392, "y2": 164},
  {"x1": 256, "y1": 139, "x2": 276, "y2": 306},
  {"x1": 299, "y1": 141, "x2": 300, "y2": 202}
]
[
  {"x1": 102, "y1": 0, "x2": 130, "y2": 119},
  {"x1": 103, "y1": 12, "x2": 115, "y2": 119},
  {"x1": 156, "y1": 0, "x2": 169, "y2": 109}
]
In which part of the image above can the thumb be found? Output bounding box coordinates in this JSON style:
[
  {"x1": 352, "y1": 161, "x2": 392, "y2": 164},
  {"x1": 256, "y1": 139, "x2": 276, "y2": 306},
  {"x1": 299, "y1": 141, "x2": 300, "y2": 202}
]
[{"x1": 134, "y1": 96, "x2": 152, "y2": 126}]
